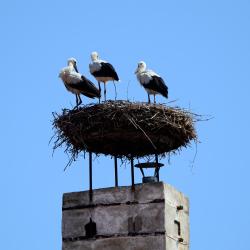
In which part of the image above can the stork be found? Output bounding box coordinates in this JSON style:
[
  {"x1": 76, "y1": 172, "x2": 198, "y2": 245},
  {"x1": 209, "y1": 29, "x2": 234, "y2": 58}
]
[
  {"x1": 89, "y1": 52, "x2": 119, "y2": 101},
  {"x1": 135, "y1": 61, "x2": 168, "y2": 103},
  {"x1": 59, "y1": 58, "x2": 101, "y2": 107}
]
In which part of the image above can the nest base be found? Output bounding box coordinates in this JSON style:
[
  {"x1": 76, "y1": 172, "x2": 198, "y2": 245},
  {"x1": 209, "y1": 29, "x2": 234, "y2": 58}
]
[{"x1": 53, "y1": 100, "x2": 197, "y2": 161}]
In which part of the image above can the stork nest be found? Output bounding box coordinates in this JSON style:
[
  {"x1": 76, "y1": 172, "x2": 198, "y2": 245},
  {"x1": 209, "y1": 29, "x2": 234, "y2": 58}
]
[{"x1": 52, "y1": 100, "x2": 198, "y2": 164}]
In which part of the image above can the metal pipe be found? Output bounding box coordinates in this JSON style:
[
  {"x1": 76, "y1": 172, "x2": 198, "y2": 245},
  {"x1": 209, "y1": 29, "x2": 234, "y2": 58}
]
[
  {"x1": 89, "y1": 152, "x2": 93, "y2": 202},
  {"x1": 114, "y1": 156, "x2": 118, "y2": 187},
  {"x1": 130, "y1": 157, "x2": 135, "y2": 190},
  {"x1": 155, "y1": 154, "x2": 160, "y2": 181}
]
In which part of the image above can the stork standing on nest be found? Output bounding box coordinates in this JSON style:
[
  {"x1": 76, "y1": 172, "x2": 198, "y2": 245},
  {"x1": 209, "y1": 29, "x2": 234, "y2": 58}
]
[
  {"x1": 59, "y1": 58, "x2": 101, "y2": 107},
  {"x1": 89, "y1": 52, "x2": 119, "y2": 101},
  {"x1": 135, "y1": 61, "x2": 168, "y2": 103}
]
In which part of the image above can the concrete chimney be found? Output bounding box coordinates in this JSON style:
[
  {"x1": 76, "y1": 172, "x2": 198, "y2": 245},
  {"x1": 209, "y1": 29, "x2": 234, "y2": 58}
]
[{"x1": 62, "y1": 182, "x2": 189, "y2": 250}]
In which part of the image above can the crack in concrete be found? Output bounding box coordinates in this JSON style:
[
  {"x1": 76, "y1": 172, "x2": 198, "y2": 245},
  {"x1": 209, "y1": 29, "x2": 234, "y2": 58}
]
[
  {"x1": 63, "y1": 231, "x2": 166, "y2": 242},
  {"x1": 62, "y1": 199, "x2": 165, "y2": 211}
]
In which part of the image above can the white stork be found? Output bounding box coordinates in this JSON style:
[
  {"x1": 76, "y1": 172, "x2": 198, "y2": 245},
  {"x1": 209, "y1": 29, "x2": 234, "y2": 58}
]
[
  {"x1": 59, "y1": 58, "x2": 101, "y2": 107},
  {"x1": 89, "y1": 52, "x2": 119, "y2": 101},
  {"x1": 135, "y1": 61, "x2": 168, "y2": 103}
]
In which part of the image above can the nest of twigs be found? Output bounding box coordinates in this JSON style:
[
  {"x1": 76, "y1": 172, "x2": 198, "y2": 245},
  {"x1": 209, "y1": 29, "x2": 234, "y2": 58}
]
[{"x1": 52, "y1": 100, "x2": 198, "y2": 162}]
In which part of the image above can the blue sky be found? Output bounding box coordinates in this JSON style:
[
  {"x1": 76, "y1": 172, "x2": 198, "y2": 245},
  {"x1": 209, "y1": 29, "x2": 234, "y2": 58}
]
[{"x1": 1, "y1": 0, "x2": 250, "y2": 249}]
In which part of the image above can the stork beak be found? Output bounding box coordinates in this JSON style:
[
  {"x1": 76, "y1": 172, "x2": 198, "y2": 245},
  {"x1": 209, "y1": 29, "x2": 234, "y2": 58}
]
[
  {"x1": 74, "y1": 65, "x2": 79, "y2": 73},
  {"x1": 134, "y1": 68, "x2": 138, "y2": 74}
]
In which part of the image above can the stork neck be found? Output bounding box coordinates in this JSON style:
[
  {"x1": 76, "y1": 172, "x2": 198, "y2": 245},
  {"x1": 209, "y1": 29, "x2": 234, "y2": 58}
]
[
  {"x1": 68, "y1": 63, "x2": 77, "y2": 72},
  {"x1": 68, "y1": 62, "x2": 75, "y2": 67},
  {"x1": 137, "y1": 68, "x2": 146, "y2": 74},
  {"x1": 92, "y1": 58, "x2": 100, "y2": 63}
]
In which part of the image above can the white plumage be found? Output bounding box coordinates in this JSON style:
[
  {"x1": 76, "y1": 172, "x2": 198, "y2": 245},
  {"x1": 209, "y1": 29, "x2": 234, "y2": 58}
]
[
  {"x1": 89, "y1": 53, "x2": 104, "y2": 74},
  {"x1": 89, "y1": 51, "x2": 119, "y2": 101},
  {"x1": 60, "y1": 69, "x2": 81, "y2": 93},
  {"x1": 137, "y1": 70, "x2": 159, "y2": 84},
  {"x1": 59, "y1": 58, "x2": 100, "y2": 107},
  {"x1": 135, "y1": 61, "x2": 168, "y2": 103}
]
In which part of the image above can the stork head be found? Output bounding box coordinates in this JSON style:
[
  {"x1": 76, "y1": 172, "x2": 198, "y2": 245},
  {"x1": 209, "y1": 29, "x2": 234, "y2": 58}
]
[
  {"x1": 91, "y1": 51, "x2": 99, "y2": 61},
  {"x1": 67, "y1": 57, "x2": 78, "y2": 72},
  {"x1": 135, "y1": 61, "x2": 146, "y2": 74}
]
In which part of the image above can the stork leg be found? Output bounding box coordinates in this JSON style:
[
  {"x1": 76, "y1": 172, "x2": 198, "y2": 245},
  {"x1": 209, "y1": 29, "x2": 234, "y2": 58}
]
[
  {"x1": 74, "y1": 94, "x2": 79, "y2": 109},
  {"x1": 154, "y1": 94, "x2": 156, "y2": 104},
  {"x1": 148, "y1": 94, "x2": 151, "y2": 104},
  {"x1": 98, "y1": 82, "x2": 101, "y2": 103},
  {"x1": 104, "y1": 83, "x2": 107, "y2": 101},
  {"x1": 78, "y1": 95, "x2": 82, "y2": 106},
  {"x1": 113, "y1": 81, "x2": 117, "y2": 100}
]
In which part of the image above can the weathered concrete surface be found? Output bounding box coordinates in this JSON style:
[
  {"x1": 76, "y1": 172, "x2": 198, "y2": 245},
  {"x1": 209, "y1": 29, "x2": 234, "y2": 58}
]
[
  {"x1": 164, "y1": 183, "x2": 189, "y2": 213},
  {"x1": 164, "y1": 183, "x2": 190, "y2": 246},
  {"x1": 63, "y1": 182, "x2": 165, "y2": 209},
  {"x1": 165, "y1": 236, "x2": 189, "y2": 250},
  {"x1": 63, "y1": 236, "x2": 189, "y2": 250},
  {"x1": 63, "y1": 203, "x2": 164, "y2": 238},
  {"x1": 63, "y1": 235, "x2": 165, "y2": 250},
  {"x1": 62, "y1": 182, "x2": 189, "y2": 250}
]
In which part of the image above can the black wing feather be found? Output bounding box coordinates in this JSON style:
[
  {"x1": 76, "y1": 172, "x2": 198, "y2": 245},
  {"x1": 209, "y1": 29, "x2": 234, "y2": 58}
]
[
  {"x1": 92, "y1": 62, "x2": 119, "y2": 81},
  {"x1": 67, "y1": 75, "x2": 101, "y2": 98},
  {"x1": 144, "y1": 75, "x2": 168, "y2": 98}
]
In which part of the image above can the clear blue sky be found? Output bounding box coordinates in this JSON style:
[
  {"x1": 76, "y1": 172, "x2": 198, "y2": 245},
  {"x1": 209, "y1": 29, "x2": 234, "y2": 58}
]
[{"x1": 1, "y1": 0, "x2": 249, "y2": 249}]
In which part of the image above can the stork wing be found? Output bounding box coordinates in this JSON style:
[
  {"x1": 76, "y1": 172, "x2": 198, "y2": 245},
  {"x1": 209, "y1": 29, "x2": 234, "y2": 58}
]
[
  {"x1": 64, "y1": 70, "x2": 82, "y2": 83},
  {"x1": 67, "y1": 75, "x2": 101, "y2": 98},
  {"x1": 145, "y1": 75, "x2": 168, "y2": 98},
  {"x1": 91, "y1": 62, "x2": 119, "y2": 81}
]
